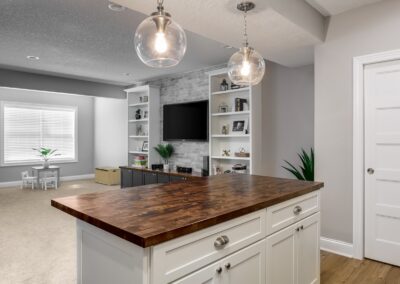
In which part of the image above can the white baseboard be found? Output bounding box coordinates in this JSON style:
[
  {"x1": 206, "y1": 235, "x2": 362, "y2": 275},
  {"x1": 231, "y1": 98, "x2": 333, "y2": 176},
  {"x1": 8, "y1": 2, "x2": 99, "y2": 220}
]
[
  {"x1": 320, "y1": 237, "x2": 354, "y2": 258},
  {"x1": 0, "y1": 173, "x2": 95, "y2": 188}
]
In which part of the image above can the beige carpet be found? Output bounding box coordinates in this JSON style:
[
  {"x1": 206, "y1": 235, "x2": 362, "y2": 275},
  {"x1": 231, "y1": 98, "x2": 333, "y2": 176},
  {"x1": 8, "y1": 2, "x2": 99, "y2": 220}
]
[{"x1": 0, "y1": 180, "x2": 118, "y2": 284}]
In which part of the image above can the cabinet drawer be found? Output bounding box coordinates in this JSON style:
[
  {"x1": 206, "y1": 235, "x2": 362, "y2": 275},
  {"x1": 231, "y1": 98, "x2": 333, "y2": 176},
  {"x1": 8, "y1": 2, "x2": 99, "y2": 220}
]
[
  {"x1": 266, "y1": 191, "x2": 320, "y2": 235},
  {"x1": 151, "y1": 210, "x2": 266, "y2": 284}
]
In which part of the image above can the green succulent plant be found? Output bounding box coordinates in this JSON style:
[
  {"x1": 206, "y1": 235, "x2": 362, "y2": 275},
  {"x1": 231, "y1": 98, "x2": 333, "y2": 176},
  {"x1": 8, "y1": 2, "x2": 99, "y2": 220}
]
[
  {"x1": 282, "y1": 148, "x2": 314, "y2": 181},
  {"x1": 154, "y1": 144, "x2": 174, "y2": 164},
  {"x1": 33, "y1": 147, "x2": 60, "y2": 161}
]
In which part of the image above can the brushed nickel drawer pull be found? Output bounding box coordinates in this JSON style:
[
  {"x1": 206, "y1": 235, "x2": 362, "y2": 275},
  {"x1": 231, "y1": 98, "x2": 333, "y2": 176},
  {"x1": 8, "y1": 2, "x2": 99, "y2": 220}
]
[
  {"x1": 214, "y1": 235, "x2": 229, "y2": 249},
  {"x1": 293, "y1": 205, "x2": 302, "y2": 215}
]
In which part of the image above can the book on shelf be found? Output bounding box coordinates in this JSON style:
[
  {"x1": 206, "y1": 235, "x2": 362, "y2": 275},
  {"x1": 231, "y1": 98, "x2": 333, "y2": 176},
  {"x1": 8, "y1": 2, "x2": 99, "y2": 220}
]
[{"x1": 235, "y1": 98, "x2": 248, "y2": 112}]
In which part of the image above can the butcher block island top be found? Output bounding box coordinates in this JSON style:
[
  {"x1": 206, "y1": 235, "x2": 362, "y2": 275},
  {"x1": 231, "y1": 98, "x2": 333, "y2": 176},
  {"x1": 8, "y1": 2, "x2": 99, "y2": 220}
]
[{"x1": 51, "y1": 174, "x2": 323, "y2": 248}]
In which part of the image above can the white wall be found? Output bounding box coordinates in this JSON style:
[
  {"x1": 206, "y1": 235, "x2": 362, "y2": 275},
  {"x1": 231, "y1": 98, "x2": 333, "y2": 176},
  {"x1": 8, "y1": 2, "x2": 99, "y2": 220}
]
[
  {"x1": 315, "y1": 0, "x2": 400, "y2": 243},
  {"x1": 262, "y1": 63, "x2": 314, "y2": 178},
  {"x1": 94, "y1": 97, "x2": 128, "y2": 168}
]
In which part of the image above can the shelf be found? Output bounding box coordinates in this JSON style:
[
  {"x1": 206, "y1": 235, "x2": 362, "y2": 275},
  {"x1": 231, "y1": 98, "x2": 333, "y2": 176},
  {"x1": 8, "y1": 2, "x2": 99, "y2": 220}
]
[
  {"x1": 211, "y1": 156, "x2": 250, "y2": 161},
  {"x1": 129, "y1": 119, "x2": 148, "y2": 123},
  {"x1": 211, "y1": 88, "x2": 250, "y2": 95},
  {"x1": 129, "y1": 135, "x2": 149, "y2": 139},
  {"x1": 128, "y1": 102, "x2": 149, "y2": 107},
  {"x1": 212, "y1": 111, "x2": 250, "y2": 117},
  {"x1": 129, "y1": 151, "x2": 148, "y2": 155},
  {"x1": 211, "y1": 134, "x2": 250, "y2": 138}
]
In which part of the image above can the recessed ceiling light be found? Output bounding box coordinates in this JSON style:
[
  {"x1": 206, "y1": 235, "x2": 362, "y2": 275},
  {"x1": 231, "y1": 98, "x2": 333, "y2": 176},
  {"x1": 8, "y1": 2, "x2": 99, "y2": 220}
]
[
  {"x1": 108, "y1": 2, "x2": 125, "y2": 12},
  {"x1": 124, "y1": 72, "x2": 131, "y2": 76},
  {"x1": 26, "y1": 55, "x2": 40, "y2": 60},
  {"x1": 223, "y1": 45, "x2": 234, "y2": 49}
]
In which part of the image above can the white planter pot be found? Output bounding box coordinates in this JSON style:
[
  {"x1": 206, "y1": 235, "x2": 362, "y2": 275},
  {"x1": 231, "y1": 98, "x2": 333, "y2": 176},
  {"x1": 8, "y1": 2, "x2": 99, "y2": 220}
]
[{"x1": 163, "y1": 164, "x2": 170, "y2": 171}]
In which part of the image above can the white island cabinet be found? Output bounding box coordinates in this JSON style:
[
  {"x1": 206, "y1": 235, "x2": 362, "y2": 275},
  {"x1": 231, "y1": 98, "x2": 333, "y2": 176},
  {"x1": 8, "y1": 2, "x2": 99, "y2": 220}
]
[{"x1": 76, "y1": 190, "x2": 320, "y2": 284}]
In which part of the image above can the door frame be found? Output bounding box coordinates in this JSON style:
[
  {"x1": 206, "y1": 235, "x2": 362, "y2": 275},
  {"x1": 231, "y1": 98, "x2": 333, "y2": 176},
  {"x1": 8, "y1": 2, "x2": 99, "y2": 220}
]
[{"x1": 353, "y1": 49, "x2": 400, "y2": 259}]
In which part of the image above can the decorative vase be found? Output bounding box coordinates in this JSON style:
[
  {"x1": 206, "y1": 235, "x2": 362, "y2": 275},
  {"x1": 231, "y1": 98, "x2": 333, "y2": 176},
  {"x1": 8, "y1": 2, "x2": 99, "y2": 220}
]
[
  {"x1": 43, "y1": 160, "x2": 50, "y2": 169},
  {"x1": 163, "y1": 164, "x2": 169, "y2": 171}
]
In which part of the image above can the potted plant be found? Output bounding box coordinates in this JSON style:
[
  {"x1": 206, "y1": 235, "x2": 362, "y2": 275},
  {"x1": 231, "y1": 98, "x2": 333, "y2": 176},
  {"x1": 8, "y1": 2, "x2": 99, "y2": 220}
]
[
  {"x1": 33, "y1": 147, "x2": 60, "y2": 169},
  {"x1": 282, "y1": 148, "x2": 314, "y2": 181},
  {"x1": 154, "y1": 144, "x2": 174, "y2": 171}
]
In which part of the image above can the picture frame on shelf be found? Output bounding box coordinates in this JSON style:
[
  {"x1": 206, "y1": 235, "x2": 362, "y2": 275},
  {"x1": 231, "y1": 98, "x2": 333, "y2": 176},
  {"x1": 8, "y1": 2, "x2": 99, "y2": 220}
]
[
  {"x1": 218, "y1": 103, "x2": 229, "y2": 113},
  {"x1": 232, "y1": 119, "x2": 248, "y2": 134},
  {"x1": 142, "y1": 141, "x2": 149, "y2": 152}
]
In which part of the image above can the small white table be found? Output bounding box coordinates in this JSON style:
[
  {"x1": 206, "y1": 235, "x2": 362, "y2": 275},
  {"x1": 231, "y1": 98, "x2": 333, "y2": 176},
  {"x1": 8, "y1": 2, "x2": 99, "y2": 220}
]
[{"x1": 32, "y1": 166, "x2": 60, "y2": 188}]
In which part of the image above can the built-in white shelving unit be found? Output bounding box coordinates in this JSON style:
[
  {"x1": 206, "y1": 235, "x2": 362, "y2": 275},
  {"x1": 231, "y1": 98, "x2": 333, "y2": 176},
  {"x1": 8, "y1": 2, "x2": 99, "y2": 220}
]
[
  {"x1": 208, "y1": 68, "x2": 262, "y2": 175},
  {"x1": 125, "y1": 85, "x2": 160, "y2": 168}
]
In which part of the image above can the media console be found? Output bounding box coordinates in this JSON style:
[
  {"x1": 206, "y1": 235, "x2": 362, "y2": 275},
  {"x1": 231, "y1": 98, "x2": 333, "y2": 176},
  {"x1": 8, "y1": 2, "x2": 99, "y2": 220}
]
[{"x1": 119, "y1": 166, "x2": 203, "y2": 188}]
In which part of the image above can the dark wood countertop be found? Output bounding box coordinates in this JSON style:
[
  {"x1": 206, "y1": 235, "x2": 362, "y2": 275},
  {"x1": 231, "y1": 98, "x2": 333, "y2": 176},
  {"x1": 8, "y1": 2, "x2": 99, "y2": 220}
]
[
  {"x1": 51, "y1": 174, "x2": 323, "y2": 248},
  {"x1": 119, "y1": 166, "x2": 203, "y2": 178}
]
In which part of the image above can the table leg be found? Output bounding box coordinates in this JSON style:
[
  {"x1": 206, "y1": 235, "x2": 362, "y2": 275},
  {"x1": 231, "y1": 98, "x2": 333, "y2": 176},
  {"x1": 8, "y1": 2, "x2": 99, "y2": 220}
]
[{"x1": 36, "y1": 170, "x2": 40, "y2": 189}]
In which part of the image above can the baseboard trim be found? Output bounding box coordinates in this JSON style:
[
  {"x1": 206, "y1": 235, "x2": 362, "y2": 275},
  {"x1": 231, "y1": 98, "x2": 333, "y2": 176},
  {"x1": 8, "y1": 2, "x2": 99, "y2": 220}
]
[
  {"x1": 0, "y1": 174, "x2": 95, "y2": 188},
  {"x1": 320, "y1": 237, "x2": 354, "y2": 258}
]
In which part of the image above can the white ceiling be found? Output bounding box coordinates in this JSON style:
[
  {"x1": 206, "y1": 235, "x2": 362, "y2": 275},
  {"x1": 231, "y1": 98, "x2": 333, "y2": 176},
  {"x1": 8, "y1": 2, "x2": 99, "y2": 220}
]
[
  {"x1": 0, "y1": 0, "x2": 234, "y2": 85},
  {"x1": 0, "y1": 0, "x2": 387, "y2": 85},
  {"x1": 305, "y1": 0, "x2": 384, "y2": 16},
  {"x1": 114, "y1": 0, "x2": 326, "y2": 68}
]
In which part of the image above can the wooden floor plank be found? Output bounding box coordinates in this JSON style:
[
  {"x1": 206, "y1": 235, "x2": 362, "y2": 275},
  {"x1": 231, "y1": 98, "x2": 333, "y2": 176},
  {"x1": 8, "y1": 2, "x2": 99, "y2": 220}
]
[{"x1": 321, "y1": 251, "x2": 400, "y2": 284}]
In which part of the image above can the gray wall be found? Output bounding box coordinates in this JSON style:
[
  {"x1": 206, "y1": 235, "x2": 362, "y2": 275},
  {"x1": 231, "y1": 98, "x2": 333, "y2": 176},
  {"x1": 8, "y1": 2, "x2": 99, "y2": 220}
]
[
  {"x1": 0, "y1": 87, "x2": 94, "y2": 182},
  {"x1": 0, "y1": 68, "x2": 125, "y2": 99},
  {"x1": 147, "y1": 66, "x2": 223, "y2": 172},
  {"x1": 146, "y1": 63, "x2": 314, "y2": 175},
  {"x1": 262, "y1": 63, "x2": 314, "y2": 178},
  {"x1": 315, "y1": 0, "x2": 400, "y2": 243}
]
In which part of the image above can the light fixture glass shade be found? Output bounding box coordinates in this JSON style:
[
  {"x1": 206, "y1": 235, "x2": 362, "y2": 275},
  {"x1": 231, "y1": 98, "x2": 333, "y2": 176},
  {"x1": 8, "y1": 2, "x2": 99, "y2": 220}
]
[
  {"x1": 134, "y1": 14, "x2": 187, "y2": 68},
  {"x1": 227, "y1": 46, "x2": 265, "y2": 86}
]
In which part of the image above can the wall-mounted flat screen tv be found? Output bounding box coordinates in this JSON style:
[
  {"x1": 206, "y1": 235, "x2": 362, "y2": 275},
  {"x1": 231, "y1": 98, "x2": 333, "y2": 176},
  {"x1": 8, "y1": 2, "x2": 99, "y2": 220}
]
[{"x1": 163, "y1": 100, "x2": 208, "y2": 141}]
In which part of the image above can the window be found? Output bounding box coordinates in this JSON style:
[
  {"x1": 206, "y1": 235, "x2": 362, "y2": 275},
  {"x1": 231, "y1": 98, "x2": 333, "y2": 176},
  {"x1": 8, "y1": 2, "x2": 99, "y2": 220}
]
[{"x1": 1, "y1": 102, "x2": 77, "y2": 166}]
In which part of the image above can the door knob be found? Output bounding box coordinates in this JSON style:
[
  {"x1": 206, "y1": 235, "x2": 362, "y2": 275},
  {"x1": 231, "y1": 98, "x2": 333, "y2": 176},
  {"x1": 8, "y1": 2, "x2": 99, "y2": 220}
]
[{"x1": 367, "y1": 168, "x2": 375, "y2": 175}]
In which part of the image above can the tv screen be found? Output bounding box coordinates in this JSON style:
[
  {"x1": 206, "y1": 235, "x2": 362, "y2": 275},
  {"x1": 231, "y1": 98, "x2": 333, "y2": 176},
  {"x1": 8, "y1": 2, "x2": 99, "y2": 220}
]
[{"x1": 163, "y1": 100, "x2": 208, "y2": 141}]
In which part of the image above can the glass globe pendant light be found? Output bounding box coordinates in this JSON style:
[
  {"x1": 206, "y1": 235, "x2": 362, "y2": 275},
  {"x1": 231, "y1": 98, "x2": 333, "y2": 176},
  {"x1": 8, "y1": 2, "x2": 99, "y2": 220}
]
[
  {"x1": 228, "y1": 2, "x2": 265, "y2": 86},
  {"x1": 134, "y1": 0, "x2": 187, "y2": 68}
]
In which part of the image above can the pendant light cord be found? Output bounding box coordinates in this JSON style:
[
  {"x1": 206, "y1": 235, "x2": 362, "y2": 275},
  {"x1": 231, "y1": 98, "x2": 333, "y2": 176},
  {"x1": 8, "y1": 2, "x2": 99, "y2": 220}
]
[
  {"x1": 243, "y1": 8, "x2": 249, "y2": 47},
  {"x1": 157, "y1": 0, "x2": 164, "y2": 11}
]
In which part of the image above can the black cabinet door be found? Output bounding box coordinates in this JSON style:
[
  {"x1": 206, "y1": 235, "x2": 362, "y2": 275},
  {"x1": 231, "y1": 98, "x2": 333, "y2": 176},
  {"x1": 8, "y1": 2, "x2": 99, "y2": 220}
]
[
  {"x1": 132, "y1": 170, "x2": 144, "y2": 186},
  {"x1": 144, "y1": 172, "x2": 158, "y2": 185},
  {"x1": 157, "y1": 173, "x2": 170, "y2": 183},
  {"x1": 121, "y1": 169, "x2": 133, "y2": 188},
  {"x1": 170, "y1": 175, "x2": 187, "y2": 182}
]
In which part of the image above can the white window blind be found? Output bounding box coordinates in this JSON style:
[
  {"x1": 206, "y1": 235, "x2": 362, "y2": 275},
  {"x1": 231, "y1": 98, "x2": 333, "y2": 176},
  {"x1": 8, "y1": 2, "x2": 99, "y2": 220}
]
[{"x1": 1, "y1": 102, "x2": 77, "y2": 165}]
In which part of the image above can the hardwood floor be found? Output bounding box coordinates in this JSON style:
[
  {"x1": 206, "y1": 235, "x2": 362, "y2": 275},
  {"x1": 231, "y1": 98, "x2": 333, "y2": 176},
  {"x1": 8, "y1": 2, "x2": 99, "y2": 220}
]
[{"x1": 321, "y1": 251, "x2": 400, "y2": 283}]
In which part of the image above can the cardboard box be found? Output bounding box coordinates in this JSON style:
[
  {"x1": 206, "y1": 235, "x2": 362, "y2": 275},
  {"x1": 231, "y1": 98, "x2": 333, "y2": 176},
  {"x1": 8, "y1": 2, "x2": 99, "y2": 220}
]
[{"x1": 95, "y1": 167, "x2": 120, "y2": 186}]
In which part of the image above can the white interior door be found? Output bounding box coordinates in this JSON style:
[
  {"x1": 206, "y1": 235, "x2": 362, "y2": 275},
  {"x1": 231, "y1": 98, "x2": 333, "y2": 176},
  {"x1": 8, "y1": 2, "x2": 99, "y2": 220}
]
[{"x1": 364, "y1": 60, "x2": 400, "y2": 266}]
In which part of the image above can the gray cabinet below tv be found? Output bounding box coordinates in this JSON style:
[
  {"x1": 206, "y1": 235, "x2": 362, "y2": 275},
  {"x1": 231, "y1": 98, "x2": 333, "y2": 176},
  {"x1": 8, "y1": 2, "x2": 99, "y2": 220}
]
[{"x1": 120, "y1": 167, "x2": 202, "y2": 189}]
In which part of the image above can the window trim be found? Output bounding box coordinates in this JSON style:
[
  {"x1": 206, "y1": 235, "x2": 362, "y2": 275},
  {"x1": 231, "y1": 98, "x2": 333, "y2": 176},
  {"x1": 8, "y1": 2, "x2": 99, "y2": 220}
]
[{"x1": 0, "y1": 101, "x2": 79, "y2": 167}]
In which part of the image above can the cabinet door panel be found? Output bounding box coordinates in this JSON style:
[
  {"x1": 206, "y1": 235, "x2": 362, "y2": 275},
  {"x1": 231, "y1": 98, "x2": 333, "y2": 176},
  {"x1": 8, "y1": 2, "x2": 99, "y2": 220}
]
[
  {"x1": 297, "y1": 213, "x2": 320, "y2": 284},
  {"x1": 157, "y1": 173, "x2": 170, "y2": 183},
  {"x1": 224, "y1": 239, "x2": 266, "y2": 284},
  {"x1": 132, "y1": 170, "x2": 143, "y2": 187},
  {"x1": 121, "y1": 169, "x2": 133, "y2": 188},
  {"x1": 144, "y1": 172, "x2": 158, "y2": 185},
  {"x1": 172, "y1": 261, "x2": 223, "y2": 284},
  {"x1": 266, "y1": 223, "x2": 297, "y2": 284}
]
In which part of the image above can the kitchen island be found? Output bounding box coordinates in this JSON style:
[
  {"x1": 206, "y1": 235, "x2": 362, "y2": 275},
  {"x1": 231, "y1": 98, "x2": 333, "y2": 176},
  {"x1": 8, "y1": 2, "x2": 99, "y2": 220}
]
[{"x1": 52, "y1": 174, "x2": 323, "y2": 284}]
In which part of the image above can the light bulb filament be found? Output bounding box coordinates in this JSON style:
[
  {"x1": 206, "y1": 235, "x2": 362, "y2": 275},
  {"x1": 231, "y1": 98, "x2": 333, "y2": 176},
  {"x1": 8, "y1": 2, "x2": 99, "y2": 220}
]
[{"x1": 155, "y1": 32, "x2": 168, "y2": 54}]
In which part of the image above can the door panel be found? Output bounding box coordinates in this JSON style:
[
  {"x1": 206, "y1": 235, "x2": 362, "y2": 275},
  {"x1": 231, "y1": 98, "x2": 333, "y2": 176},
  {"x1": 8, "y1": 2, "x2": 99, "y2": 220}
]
[
  {"x1": 121, "y1": 169, "x2": 133, "y2": 188},
  {"x1": 132, "y1": 170, "x2": 143, "y2": 187},
  {"x1": 297, "y1": 213, "x2": 320, "y2": 284},
  {"x1": 224, "y1": 240, "x2": 266, "y2": 284},
  {"x1": 365, "y1": 60, "x2": 400, "y2": 266},
  {"x1": 143, "y1": 172, "x2": 158, "y2": 185},
  {"x1": 266, "y1": 223, "x2": 296, "y2": 284}
]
